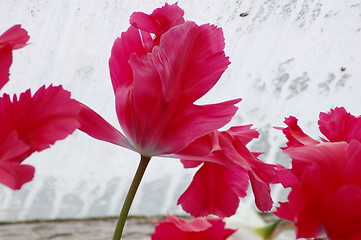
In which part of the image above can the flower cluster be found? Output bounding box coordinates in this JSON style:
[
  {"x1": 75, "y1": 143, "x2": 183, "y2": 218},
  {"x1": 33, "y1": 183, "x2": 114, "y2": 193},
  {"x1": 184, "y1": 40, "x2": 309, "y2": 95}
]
[
  {"x1": 1, "y1": 3, "x2": 360, "y2": 240},
  {"x1": 275, "y1": 107, "x2": 361, "y2": 240}
]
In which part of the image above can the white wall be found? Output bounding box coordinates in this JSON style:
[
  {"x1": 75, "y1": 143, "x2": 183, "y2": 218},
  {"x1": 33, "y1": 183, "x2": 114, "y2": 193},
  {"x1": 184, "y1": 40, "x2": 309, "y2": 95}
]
[{"x1": 0, "y1": 0, "x2": 360, "y2": 221}]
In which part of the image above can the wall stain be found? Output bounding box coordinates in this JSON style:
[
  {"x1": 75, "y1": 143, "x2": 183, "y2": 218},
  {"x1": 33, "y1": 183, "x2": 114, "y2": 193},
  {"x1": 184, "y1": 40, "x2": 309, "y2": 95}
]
[
  {"x1": 318, "y1": 73, "x2": 335, "y2": 95},
  {"x1": 287, "y1": 72, "x2": 310, "y2": 99},
  {"x1": 336, "y1": 74, "x2": 350, "y2": 89},
  {"x1": 27, "y1": 177, "x2": 56, "y2": 220},
  {"x1": 281, "y1": 0, "x2": 297, "y2": 18},
  {"x1": 88, "y1": 177, "x2": 120, "y2": 217},
  {"x1": 271, "y1": 58, "x2": 294, "y2": 97}
]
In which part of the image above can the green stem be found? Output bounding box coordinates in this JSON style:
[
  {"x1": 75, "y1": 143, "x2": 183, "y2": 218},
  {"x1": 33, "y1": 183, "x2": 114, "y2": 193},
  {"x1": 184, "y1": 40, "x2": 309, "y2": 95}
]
[{"x1": 112, "y1": 155, "x2": 151, "y2": 240}]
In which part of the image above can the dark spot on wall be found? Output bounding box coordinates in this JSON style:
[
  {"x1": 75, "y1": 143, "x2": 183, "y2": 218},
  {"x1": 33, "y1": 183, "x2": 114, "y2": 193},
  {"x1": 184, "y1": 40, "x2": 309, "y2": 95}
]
[{"x1": 287, "y1": 72, "x2": 310, "y2": 99}]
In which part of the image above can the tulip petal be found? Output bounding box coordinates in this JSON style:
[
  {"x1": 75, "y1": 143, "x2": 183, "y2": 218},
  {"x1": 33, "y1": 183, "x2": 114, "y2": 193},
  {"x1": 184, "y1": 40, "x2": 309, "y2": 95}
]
[
  {"x1": 150, "y1": 22, "x2": 230, "y2": 104},
  {"x1": 0, "y1": 25, "x2": 30, "y2": 50},
  {"x1": 276, "y1": 116, "x2": 319, "y2": 149},
  {"x1": 10, "y1": 86, "x2": 81, "y2": 152},
  {"x1": 319, "y1": 107, "x2": 361, "y2": 143},
  {"x1": 109, "y1": 25, "x2": 153, "y2": 93},
  {"x1": 0, "y1": 25, "x2": 29, "y2": 90},
  {"x1": 322, "y1": 185, "x2": 361, "y2": 240},
  {"x1": 249, "y1": 171, "x2": 273, "y2": 211},
  {"x1": 0, "y1": 45, "x2": 12, "y2": 90},
  {"x1": 148, "y1": 3, "x2": 185, "y2": 34},
  {"x1": 0, "y1": 163, "x2": 34, "y2": 190},
  {"x1": 167, "y1": 215, "x2": 212, "y2": 232},
  {"x1": 78, "y1": 103, "x2": 134, "y2": 150},
  {"x1": 178, "y1": 162, "x2": 249, "y2": 217},
  {"x1": 130, "y1": 12, "x2": 161, "y2": 34},
  {"x1": 152, "y1": 215, "x2": 236, "y2": 240},
  {"x1": 345, "y1": 140, "x2": 361, "y2": 186},
  {"x1": 0, "y1": 131, "x2": 29, "y2": 164},
  {"x1": 0, "y1": 85, "x2": 81, "y2": 165},
  {"x1": 274, "y1": 202, "x2": 294, "y2": 221}
]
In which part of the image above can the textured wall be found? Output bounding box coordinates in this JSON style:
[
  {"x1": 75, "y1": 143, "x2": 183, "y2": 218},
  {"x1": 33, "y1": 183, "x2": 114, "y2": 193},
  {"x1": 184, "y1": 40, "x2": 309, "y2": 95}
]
[{"x1": 0, "y1": 0, "x2": 360, "y2": 221}]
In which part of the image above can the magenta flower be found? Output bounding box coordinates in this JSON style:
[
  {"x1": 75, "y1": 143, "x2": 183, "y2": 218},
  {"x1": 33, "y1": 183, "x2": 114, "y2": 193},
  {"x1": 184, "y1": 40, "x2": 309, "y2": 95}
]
[
  {"x1": 78, "y1": 3, "x2": 240, "y2": 157},
  {"x1": 76, "y1": 4, "x2": 260, "y2": 238},
  {"x1": 275, "y1": 107, "x2": 361, "y2": 239},
  {"x1": 176, "y1": 126, "x2": 276, "y2": 217},
  {"x1": 151, "y1": 215, "x2": 236, "y2": 240},
  {"x1": 0, "y1": 25, "x2": 81, "y2": 189}
]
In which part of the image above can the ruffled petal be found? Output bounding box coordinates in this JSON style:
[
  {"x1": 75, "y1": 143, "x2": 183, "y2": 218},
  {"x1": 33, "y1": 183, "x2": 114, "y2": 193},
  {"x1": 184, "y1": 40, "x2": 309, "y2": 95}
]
[
  {"x1": 130, "y1": 3, "x2": 185, "y2": 35},
  {"x1": 0, "y1": 85, "x2": 81, "y2": 165},
  {"x1": 148, "y1": 3, "x2": 185, "y2": 34},
  {"x1": 276, "y1": 116, "x2": 319, "y2": 149},
  {"x1": 10, "y1": 86, "x2": 81, "y2": 152},
  {"x1": 176, "y1": 126, "x2": 276, "y2": 216},
  {"x1": 318, "y1": 107, "x2": 361, "y2": 143},
  {"x1": 178, "y1": 162, "x2": 249, "y2": 217}
]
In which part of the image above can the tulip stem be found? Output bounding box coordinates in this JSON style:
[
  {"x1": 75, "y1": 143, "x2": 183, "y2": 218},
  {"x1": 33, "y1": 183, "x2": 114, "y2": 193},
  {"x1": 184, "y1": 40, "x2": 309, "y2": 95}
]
[{"x1": 112, "y1": 155, "x2": 151, "y2": 240}]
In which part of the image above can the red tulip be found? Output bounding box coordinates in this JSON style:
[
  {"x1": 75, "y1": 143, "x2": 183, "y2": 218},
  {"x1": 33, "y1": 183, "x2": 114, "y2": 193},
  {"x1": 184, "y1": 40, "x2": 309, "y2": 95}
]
[
  {"x1": 0, "y1": 25, "x2": 81, "y2": 189},
  {"x1": 275, "y1": 107, "x2": 361, "y2": 239},
  {"x1": 77, "y1": 4, "x2": 277, "y2": 220},
  {"x1": 78, "y1": 3, "x2": 240, "y2": 157},
  {"x1": 151, "y1": 215, "x2": 236, "y2": 240}
]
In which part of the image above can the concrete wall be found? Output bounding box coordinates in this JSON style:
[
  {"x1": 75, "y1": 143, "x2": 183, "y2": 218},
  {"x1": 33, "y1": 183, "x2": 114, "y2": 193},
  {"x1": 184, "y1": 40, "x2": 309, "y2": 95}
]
[{"x1": 0, "y1": 0, "x2": 360, "y2": 221}]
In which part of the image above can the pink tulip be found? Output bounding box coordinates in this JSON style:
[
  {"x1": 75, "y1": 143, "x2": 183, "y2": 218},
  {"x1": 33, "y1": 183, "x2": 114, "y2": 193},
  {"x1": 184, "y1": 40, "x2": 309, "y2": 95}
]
[
  {"x1": 77, "y1": 3, "x2": 277, "y2": 221},
  {"x1": 151, "y1": 215, "x2": 236, "y2": 240},
  {"x1": 0, "y1": 25, "x2": 81, "y2": 189},
  {"x1": 275, "y1": 107, "x2": 361, "y2": 239},
  {"x1": 78, "y1": 3, "x2": 240, "y2": 157}
]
